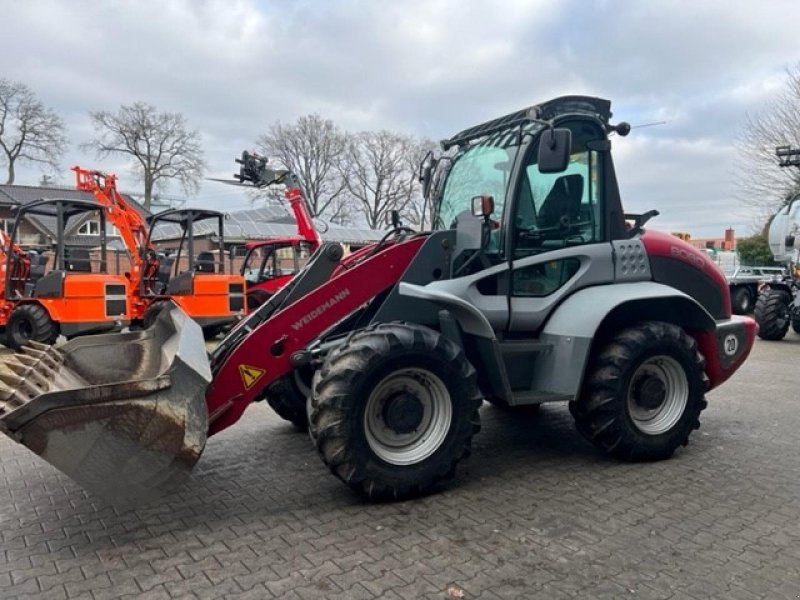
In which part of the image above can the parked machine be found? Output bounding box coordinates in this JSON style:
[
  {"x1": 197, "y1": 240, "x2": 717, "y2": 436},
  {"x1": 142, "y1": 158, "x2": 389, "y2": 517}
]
[
  {"x1": 0, "y1": 198, "x2": 131, "y2": 350},
  {"x1": 73, "y1": 167, "x2": 246, "y2": 337},
  {"x1": 753, "y1": 146, "x2": 800, "y2": 339},
  {"x1": 0, "y1": 96, "x2": 756, "y2": 505},
  {"x1": 213, "y1": 151, "x2": 322, "y2": 309}
]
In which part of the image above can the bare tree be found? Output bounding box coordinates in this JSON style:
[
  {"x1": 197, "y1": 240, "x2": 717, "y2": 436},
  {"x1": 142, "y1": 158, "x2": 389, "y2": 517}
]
[
  {"x1": 85, "y1": 102, "x2": 205, "y2": 210},
  {"x1": 735, "y1": 64, "x2": 800, "y2": 226},
  {"x1": 341, "y1": 130, "x2": 423, "y2": 229},
  {"x1": 0, "y1": 79, "x2": 67, "y2": 184},
  {"x1": 257, "y1": 114, "x2": 350, "y2": 223}
]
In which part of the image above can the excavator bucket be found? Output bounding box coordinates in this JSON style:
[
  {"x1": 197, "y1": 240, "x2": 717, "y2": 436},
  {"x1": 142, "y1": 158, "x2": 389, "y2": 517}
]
[{"x1": 0, "y1": 306, "x2": 211, "y2": 505}]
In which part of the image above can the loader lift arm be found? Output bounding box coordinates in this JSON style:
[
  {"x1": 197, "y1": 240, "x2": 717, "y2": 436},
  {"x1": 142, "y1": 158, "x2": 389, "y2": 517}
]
[{"x1": 206, "y1": 234, "x2": 426, "y2": 434}]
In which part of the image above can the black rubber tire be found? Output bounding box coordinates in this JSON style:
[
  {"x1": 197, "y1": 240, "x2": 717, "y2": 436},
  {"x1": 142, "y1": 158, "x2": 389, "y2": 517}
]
[
  {"x1": 731, "y1": 287, "x2": 753, "y2": 315},
  {"x1": 792, "y1": 316, "x2": 800, "y2": 335},
  {"x1": 202, "y1": 325, "x2": 225, "y2": 340},
  {"x1": 6, "y1": 304, "x2": 59, "y2": 350},
  {"x1": 143, "y1": 300, "x2": 172, "y2": 329},
  {"x1": 309, "y1": 322, "x2": 482, "y2": 500},
  {"x1": 569, "y1": 321, "x2": 708, "y2": 462},
  {"x1": 754, "y1": 290, "x2": 790, "y2": 341},
  {"x1": 261, "y1": 368, "x2": 314, "y2": 431}
]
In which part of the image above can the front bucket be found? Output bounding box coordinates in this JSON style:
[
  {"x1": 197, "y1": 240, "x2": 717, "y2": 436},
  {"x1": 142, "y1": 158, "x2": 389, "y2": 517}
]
[{"x1": 0, "y1": 306, "x2": 211, "y2": 505}]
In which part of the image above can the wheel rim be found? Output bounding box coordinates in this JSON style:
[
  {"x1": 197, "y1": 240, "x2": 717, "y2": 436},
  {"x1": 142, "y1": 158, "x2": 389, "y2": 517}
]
[
  {"x1": 626, "y1": 355, "x2": 688, "y2": 435},
  {"x1": 364, "y1": 368, "x2": 452, "y2": 466}
]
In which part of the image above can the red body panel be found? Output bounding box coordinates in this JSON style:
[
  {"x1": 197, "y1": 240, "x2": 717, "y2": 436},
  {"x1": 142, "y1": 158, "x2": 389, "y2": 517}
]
[
  {"x1": 206, "y1": 235, "x2": 427, "y2": 435},
  {"x1": 642, "y1": 229, "x2": 756, "y2": 390},
  {"x1": 641, "y1": 229, "x2": 732, "y2": 317},
  {"x1": 694, "y1": 317, "x2": 758, "y2": 389}
]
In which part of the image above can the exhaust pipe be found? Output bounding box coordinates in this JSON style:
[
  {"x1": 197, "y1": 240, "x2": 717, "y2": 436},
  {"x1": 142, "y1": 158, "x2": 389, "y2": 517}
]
[{"x1": 0, "y1": 306, "x2": 211, "y2": 505}]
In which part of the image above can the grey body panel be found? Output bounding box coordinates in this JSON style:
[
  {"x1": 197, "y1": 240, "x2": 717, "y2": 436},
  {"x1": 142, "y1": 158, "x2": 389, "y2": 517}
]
[
  {"x1": 401, "y1": 275, "x2": 716, "y2": 405},
  {"x1": 508, "y1": 243, "x2": 616, "y2": 331},
  {"x1": 611, "y1": 239, "x2": 651, "y2": 281},
  {"x1": 524, "y1": 281, "x2": 716, "y2": 402},
  {"x1": 399, "y1": 281, "x2": 497, "y2": 339},
  {"x1": 541, "y1": 281, "x2": 714, "y2": 338},
  {"x1": 399, "y1": 252, "x2": 512, "y2": 335},
  {"x1": 370, "y1": 231, "x2": 454, "y2": 328}
]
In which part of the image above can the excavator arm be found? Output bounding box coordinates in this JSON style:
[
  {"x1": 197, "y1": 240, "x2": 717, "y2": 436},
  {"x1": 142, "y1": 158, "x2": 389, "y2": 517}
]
[{"x1": 72, "y1": 167, "x2": 158, "y2": 295}]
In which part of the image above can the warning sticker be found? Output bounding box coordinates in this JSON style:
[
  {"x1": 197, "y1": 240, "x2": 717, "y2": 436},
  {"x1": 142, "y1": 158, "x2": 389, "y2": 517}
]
[{"x1": 239, "y1": 364, "x2": 266, "y2": 390}]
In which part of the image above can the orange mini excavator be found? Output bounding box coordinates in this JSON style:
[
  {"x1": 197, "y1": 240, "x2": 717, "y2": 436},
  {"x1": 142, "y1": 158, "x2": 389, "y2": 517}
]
[{"x1": 73, "y1": 166, "x2": 246, "y2": 337}]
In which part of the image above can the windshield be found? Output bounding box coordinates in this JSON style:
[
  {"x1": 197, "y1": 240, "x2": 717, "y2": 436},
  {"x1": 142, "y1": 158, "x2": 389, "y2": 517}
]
[{"x1": 436, "y1": 144, "x2": 517, "y2": 229}]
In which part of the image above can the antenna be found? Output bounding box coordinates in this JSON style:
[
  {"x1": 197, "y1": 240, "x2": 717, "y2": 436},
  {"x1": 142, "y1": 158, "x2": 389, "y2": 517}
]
[{"x1": 630, "y1": 120, "x2": 667, "y2": 130}]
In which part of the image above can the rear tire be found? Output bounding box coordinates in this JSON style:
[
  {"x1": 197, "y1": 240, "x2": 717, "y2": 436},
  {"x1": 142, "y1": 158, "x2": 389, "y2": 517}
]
[
  {"x1": 754, "y1": 290, "x2": 790, "y2": 340},
  {"x1": 569, "y1": 321, "x2": 708, "y2": 462},
  {"x1": 309, "y1": 322, "x2": 482, "y2": 500},
  {"x1": 261, "y1": 367, "x2": 314, "y2": 431},
  {"x1": 6, "y1": 304, "x2": 59, "y2": 350},
  {"x1": 731, "y1": 287, "x2": 753, "y2": 315}
]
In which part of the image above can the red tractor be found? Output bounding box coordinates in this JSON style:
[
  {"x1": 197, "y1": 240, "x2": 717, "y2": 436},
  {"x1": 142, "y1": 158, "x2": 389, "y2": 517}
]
[
  {"x1": 0, "y1": 96, "x2": 757, "y2": 505},
  {"x1": 228, "y1": 153, "x2": 322, "y2": 309}
]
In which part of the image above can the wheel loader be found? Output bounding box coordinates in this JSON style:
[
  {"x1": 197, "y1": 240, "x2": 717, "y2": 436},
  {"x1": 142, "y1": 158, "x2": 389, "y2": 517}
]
[{"x1": 0, "y1": 96, "x2": 757, "y2": 505}]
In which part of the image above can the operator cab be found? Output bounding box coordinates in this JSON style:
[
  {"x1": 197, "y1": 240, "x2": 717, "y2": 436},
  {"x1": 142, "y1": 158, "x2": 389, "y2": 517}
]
[
  {"x1": 241, "y1": 240, "x2": 314, "y2": 286},
  {"x1": 146, "y1": 208, "x2": 229, "y2": 294},
  {"x1": 5, "y1": 199, "x2": 113, "y2": 301}
]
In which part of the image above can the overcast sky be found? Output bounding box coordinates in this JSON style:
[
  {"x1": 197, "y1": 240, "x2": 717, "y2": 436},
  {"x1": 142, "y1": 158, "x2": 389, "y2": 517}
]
[{"x1": 2, "y1": 0, "x2": 799, "y2": 237}]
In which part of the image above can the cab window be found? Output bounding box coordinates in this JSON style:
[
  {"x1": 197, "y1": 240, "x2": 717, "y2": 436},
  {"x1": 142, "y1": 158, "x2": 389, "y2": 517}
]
[{"x1": 512, "y1": 122, "x2": 604, "y2": 258}]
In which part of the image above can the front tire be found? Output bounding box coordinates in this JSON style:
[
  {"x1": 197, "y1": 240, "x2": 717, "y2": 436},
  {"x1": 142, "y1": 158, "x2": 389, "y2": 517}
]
[
  {"x1": 569, "y1": 321, "x2": 708, "y2": 462},
  {"x1": 309, "y1": 322, "x2": 482, "y2": 500},
  {"x1": 6, "y1": 304, "x2": 59, "y2": 350},
  {"x1": 754, "y1": 289, "x2": 790, "y2": 340}
]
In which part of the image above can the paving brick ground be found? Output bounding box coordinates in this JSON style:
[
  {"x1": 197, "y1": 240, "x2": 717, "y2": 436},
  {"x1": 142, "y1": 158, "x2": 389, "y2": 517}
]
[{"x1": 2, "y1": 333, "x2": 800, "y2": 599}]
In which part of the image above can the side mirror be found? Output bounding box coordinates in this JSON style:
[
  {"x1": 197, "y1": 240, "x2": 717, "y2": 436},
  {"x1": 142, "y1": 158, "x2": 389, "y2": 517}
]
[
  {"x1": 471, "y1": 195, "x2": 494, "y2": 218},
  {"x1": 418, "y1": 151, "x2": 437, "y2": 199},
  {"x1": 538, "y1": 128, "x2": 572, "y2": 173},
  {"x1": 384, "y1": 210, "x2": 402, "y2": 228}
]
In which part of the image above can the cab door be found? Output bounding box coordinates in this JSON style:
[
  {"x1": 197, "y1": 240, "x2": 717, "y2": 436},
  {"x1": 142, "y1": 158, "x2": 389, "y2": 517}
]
[{"x1": 506, "y1": 121, "x2": 615, "y2": 333}]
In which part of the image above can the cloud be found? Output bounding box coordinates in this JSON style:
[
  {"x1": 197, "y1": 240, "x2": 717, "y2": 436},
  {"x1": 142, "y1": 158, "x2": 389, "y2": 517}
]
[{"x1": 1, "y1": 0, "x2": 799, "y2": 234}]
